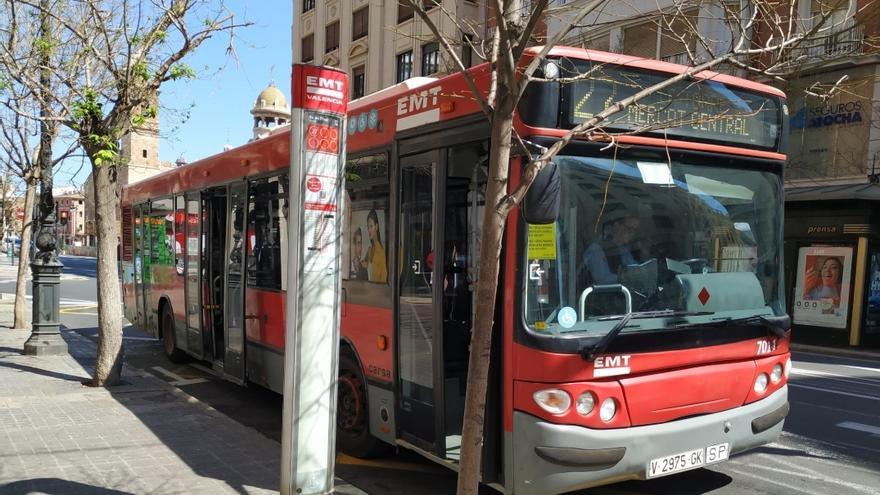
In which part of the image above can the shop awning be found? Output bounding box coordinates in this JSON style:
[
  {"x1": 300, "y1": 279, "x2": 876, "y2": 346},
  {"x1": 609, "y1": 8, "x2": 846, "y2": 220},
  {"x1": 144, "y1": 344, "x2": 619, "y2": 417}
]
[{"x1": 785, "y1": 182, "x2": 880, "y2": 202}]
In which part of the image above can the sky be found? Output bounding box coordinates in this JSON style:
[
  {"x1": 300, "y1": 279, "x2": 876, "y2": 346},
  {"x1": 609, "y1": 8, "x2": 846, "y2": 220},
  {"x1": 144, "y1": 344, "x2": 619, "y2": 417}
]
[{"x1": 56, "y1": 1, "x2": 293, "y2": 188}]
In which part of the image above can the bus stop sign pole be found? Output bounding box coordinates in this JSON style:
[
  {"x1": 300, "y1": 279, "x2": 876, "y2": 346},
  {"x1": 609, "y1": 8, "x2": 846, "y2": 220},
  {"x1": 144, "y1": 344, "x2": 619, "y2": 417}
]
[{"x1": 281, "y1": 63, "x2": 348, "y2": 495}]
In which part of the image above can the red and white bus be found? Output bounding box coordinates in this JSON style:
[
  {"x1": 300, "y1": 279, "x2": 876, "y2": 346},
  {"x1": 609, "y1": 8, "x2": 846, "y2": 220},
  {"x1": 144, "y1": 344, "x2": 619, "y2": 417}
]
[{"x1": 122, "y1": 47, "x2": 791, "y2": 494}]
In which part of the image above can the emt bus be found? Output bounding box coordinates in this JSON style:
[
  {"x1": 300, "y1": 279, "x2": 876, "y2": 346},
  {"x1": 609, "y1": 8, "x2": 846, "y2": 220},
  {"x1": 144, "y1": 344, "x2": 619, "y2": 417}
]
[{"x1": 121, "y1": 47, "x2": 792, "y2": 494}]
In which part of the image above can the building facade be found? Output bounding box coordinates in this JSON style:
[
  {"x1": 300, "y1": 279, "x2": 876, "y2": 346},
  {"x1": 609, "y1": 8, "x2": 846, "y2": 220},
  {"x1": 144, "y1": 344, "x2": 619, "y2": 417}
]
[
  {"x1": 251, "y1": 83, "x2": 289, "y2": 141},
  {"x1": 294, "y1": 0, "x2": 488, "y2": 98},
  {"x1": 81, "y1": 114, "x2": 175, "y2": 253},
  {"x1": 55, "y1": 191, "x2": 86, "y2": 249},
  {"x1": 553, "y1": 0, "x2": 880, "y2": 348}
]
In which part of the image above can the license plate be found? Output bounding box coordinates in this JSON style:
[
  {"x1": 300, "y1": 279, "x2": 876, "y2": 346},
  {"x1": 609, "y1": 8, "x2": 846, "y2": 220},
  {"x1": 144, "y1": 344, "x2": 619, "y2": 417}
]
[{"x1": 647, "y1": 442, "x2": 729, "y2": 479}]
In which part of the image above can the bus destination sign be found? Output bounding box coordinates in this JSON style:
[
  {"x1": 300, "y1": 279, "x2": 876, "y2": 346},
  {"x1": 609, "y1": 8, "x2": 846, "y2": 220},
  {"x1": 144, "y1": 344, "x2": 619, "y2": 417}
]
[{"x1": 566, "y1": 65, "x2": 782, "y2": 149}]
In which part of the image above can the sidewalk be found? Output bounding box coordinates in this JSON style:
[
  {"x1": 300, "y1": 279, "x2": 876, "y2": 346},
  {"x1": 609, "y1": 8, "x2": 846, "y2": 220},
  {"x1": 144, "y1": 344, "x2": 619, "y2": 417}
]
[{"x1": 0, "y1": 298, "x2": 367, "y2": 495}]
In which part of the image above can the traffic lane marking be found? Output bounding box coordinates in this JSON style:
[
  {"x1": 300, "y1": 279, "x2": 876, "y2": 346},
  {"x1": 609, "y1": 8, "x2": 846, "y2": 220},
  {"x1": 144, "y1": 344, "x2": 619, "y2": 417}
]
[
  {"x1": 837, "y1": 421, "x2": 880, "y2": 437},
  {"x1": 151, "y1": 366, "x2": 208, "y2": 386},
  {"x1": 60, "y1": 304, "x2": 98, "y2": 315},
  {"x1": 788, "y1": 383, "x2": 880, "y2": 402},
  {"x1": 726, "y1": 467, "x2": 827, "y2": 495},
  {"x1": 732, "y1": 456, "x2": 880, "y2": 494},
  {"x1": 791, "y1": 367, "x2": 880, "y2": 387}
]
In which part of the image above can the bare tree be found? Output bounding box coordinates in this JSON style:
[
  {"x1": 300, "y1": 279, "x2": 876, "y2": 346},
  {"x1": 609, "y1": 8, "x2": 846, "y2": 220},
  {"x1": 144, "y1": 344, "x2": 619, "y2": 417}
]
[
  {"x1": 0, "y1": 1, "x2": 80, "y2": 330},
  {"x1": 398, "y1": 1, "x2": 854, "y2": 492},
  {"x1": 1, "y1": 0, "x2": 249, "y2": 385}
]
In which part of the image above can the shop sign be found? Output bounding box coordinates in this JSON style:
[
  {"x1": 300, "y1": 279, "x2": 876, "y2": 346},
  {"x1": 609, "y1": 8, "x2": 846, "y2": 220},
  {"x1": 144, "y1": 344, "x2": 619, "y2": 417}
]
[
  {"x1": 806, "y1": 225, "x2": 838, "y2": 235},
  {"x1": 790, "y1": 101, "x2": 865, "y2": 129}
]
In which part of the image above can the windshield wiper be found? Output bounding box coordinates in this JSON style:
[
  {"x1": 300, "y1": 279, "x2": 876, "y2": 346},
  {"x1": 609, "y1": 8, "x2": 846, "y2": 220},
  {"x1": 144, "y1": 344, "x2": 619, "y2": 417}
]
[
  {"x1": 581, "y1": 310, "x2": 714, "y2": 361},
  {"x1": 705, "y1": 314, "x2": 789, "y2": 339}
]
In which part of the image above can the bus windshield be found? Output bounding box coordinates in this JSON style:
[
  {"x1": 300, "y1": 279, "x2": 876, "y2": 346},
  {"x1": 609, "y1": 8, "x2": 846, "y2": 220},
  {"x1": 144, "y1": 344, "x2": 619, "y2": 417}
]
[{"x1": 522, "y1": 154, "x2": 784, "y2": 337}]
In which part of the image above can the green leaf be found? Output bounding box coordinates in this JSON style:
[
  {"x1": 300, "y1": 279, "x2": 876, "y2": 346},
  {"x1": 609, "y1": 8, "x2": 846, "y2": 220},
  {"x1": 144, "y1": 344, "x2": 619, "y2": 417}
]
[
  {"x1": 133, "y1": 62, "x2": 150, "y2": 81},
  {"x1": 169, "y1": 63, "x2": 196, "y2": 80}
]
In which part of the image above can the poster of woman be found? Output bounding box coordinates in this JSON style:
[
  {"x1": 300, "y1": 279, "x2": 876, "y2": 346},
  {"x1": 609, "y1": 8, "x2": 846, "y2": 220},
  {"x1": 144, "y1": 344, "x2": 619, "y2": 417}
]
[
  {"x1": 793, "y1": 246, "x2": 853, "y2": 329},
  {"x1": 347, "y1": 208, "x2": 387, "y2": 283}
]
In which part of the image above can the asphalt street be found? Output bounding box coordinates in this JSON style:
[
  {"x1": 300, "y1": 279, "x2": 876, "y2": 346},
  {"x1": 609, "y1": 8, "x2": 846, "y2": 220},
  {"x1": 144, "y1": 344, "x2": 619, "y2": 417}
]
[{"x1": 8, "y1": 255, "x2": 879, "y2": 495}]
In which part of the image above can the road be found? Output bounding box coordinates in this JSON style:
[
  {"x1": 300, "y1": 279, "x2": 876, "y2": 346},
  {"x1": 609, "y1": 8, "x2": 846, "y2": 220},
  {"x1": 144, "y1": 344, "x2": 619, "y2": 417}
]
[{"x1": 9, "y1": 256, "x2": 879, "y2": 494}]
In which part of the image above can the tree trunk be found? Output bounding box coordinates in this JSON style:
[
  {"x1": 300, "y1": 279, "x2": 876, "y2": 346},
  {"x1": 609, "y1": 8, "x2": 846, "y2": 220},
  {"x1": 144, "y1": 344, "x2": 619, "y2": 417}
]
[
  {"x1": 13, "y1": 175, "x2": 38, "y2": 329},
  {"x1": 91, "y1": 163, "x2": 123, "y2": 386},
  {"x1": 457, "y1": 96, "x2": 516, "y2": 495}
]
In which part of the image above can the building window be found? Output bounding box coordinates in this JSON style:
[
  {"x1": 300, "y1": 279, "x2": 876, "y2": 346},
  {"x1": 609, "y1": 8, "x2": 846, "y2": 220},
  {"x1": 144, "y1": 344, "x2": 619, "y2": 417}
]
[
  {"x1": 396, "y1": 51, "x2": 413, "y2": 83},
  {"x1": 421, "y1": 42, "x2": 439, "y2": 76},
  {"x1": 352, "y1": 7, "x2": 369, "y2": 40},
  {"x1": 303, "y1": 0, "x2": 315, "y2": 12},
  {"x1": 423, "y1": 0, "x2": 437, "y2": 9},
  {"x1": 326, "y1": 21, "x2": 339, "y2": 53},
  {"x1": 352, "y1": 65, "x2": 366, "y2": 99},
  {"x1": 142, "y1": 149, "x2": 147, "y2": 158},
  {"x1": 462, "y1": 34, "x2": 473, "y2": 67},
  {"x1": 398, "y1": 2, "x2": 413, "y2": 22},
  {"x1": 302, "y1": 34, "x2": 314, "y2": 63}
]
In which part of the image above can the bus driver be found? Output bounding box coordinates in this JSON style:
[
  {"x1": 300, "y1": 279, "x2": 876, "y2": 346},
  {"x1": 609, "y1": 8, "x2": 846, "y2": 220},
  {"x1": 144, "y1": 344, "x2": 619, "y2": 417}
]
[{"x1": 583, "y1": 212, "x2": 641, "y2": 285}]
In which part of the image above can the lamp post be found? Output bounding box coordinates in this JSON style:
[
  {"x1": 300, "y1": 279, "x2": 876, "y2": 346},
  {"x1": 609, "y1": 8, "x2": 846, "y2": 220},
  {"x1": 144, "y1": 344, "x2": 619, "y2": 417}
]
[{"x1": 24, "y1": 0, "x2": 66, "y2": 356}]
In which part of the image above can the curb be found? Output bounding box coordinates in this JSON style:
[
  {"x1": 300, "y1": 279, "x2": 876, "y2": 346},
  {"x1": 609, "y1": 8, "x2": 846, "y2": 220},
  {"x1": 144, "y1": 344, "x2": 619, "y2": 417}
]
[{"x1": 790, "y1": 343, "x2": 880, "y2": 361}]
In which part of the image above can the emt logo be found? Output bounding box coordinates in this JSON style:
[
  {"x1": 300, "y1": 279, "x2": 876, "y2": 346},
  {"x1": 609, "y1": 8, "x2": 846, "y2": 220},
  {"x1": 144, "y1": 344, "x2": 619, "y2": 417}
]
[{"x1": 593, "y1": 354, "x2": 632, "y2": 378}]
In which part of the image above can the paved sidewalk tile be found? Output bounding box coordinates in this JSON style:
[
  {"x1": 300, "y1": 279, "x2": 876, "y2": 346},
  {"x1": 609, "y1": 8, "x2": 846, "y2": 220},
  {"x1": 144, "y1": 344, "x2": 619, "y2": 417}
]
[{"x1": 0, "y1": 298, "x2": 368, "y2": 495}]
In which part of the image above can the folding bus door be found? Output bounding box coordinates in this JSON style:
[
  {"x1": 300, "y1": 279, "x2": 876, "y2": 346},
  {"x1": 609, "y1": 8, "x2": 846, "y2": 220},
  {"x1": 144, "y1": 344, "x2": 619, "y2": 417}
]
[
  {"x1": 224, "y1": 182, "x2": 247, "y2": 382},
  {"x1": 133, "y1": 204, "x2": 146, "y2": 328},
  {"x1": 397, "y1": 150, "x2": 444, "y2": 455},
  {"x1": 184, "y1": 192, "x2": 204, "y2": 359}
]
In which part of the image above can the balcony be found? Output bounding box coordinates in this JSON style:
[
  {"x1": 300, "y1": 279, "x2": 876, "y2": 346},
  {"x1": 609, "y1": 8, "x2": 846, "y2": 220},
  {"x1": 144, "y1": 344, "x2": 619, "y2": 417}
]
[
  {"x1": 774, "y1": 22, "x2": 865, "y2": 68},
  {"x1": 660, "y1": 52, "x2": 690, "y2": 65}
]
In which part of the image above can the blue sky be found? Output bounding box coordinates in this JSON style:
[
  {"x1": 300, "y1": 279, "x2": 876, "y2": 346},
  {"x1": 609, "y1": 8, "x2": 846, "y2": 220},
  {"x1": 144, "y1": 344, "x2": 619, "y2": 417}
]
[{"x1": 56, "y1": 1, "x2": 293, "y2": 188}]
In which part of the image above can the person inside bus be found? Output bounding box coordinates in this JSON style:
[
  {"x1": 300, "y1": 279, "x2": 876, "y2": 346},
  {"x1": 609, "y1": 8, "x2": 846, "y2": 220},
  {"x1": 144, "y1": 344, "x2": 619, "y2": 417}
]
[
  {"x1": 583, "y1": 212, "x2": 641, "y2": 285},
  {"x1": 350, "y1": 227, "x2": 368, "y2": 280},
  {"x1": 362, "y1": 209, "x2": 387, "y2": 283}
]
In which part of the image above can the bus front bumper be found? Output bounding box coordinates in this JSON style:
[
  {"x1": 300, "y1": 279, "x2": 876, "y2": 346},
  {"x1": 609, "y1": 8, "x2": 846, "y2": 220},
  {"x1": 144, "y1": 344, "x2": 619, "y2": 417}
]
[{"x1": 511, "y1": 385, "x2": 788, "y2": 495}]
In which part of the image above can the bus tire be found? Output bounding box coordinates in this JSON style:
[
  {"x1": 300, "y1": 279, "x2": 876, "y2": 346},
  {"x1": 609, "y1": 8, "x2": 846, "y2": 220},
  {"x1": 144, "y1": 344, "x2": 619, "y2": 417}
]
[
  {"x1": 337, "y1": 350, "x2": 387, "y2": 458},
  {"x1": 161, "y1": 303, "x2": 187, "y2": 363}
]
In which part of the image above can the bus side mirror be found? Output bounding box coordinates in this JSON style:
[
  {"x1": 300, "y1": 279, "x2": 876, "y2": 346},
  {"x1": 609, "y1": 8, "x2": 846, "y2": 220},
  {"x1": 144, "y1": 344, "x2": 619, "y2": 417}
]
[{"x1": 523, "y1": 162, "x2": 560, "y2": 224}]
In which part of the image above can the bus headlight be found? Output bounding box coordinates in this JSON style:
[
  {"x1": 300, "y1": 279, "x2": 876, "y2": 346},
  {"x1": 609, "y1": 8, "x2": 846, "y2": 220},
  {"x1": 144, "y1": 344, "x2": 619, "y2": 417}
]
[
  {"x1": 784, "y1": 358, "x2": 792, "y2": 379},
  {"x1": 754, "y1": 373, "x2": 769, "y2": 394},
  {"x1": 533, "y1": 389, "x2": 571, "y2": 415},
  {"x1": 770, "y1": 364, "x2": 783, "y2": 383},
  {"x1": 576, "y1": 392, "x2": 595, "y2": 416},
  {"x1": 599, "y1": 398, "x2": 617, "y2": 422}
]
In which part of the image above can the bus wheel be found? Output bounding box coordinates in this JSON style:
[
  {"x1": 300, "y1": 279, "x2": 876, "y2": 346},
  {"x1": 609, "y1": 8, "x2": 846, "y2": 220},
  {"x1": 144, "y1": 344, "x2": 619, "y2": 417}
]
[
  {"x1": 337, "y1": 351, "x2": 386, "y2": 458},
  {"x1": 161, "y1": 304, "x2": 187, "y2": 363}
]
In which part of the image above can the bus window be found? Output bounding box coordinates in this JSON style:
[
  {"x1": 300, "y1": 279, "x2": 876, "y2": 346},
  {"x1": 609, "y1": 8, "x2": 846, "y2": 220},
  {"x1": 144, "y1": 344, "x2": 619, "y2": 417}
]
[
  {"x1": 247, "y1": 174, "x2": 289, "y2": 290},
  {"x1": 344, "y1": 153, "x2": 390, "y2": 285},
  {"x1": 150, "y1": 198, "x2": 174, "y2": 267},
  {"x1": 174, "y1": 196, "x2": 185, "y2": 276}
]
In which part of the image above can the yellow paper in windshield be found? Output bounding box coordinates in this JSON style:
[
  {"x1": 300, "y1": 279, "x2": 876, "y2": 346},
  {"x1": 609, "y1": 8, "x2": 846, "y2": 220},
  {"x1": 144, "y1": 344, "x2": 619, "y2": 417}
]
[{"x1": 527, "y1": 223, "x2": 557, "y2": 260}]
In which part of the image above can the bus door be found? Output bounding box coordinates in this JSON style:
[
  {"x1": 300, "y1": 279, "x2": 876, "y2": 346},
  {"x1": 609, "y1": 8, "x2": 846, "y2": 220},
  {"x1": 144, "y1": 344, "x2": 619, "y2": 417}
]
[
  {"x1": 223, "y1": 182, "x2": 247, "y2": 382},
  {"x1": 184, "y1": 192, "x2": 204, "y2": 359},
  {"x1": 397, "y1": 150, "x2": 445, "y2": 455},
  {"x1": 133, "y1": 204, "x2": 145, "y2": 327},
  {"x1": 201, "y1": 187, "x2": 228, "y2": 367},
  {"x1": 440, "y1": 143, "x2": 487, "y2": 461}
]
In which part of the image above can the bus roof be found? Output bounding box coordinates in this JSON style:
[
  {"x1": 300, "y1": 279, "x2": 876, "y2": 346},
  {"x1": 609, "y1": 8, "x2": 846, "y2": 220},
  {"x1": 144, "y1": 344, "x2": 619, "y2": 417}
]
[{"x1": 123, "y1": 46, "x2": 785, "y2": 204}]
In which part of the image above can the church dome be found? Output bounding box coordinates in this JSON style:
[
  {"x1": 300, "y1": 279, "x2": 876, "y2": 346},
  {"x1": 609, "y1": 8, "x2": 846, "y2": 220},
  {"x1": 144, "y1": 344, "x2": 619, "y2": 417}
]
[{"x1": 254, "y1": 83, "x2": 288, "y2": 110}]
